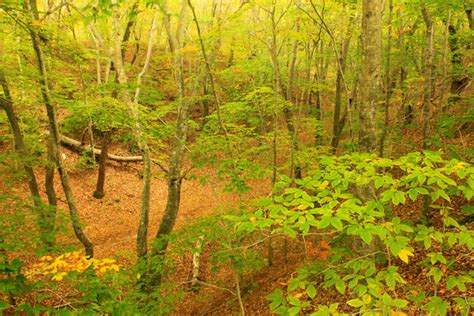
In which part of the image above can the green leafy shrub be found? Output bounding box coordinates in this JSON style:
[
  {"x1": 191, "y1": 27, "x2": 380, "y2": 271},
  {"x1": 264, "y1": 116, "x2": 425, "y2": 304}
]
[{"x1": 226, "y1": 151, "x2": 474, "y2": 315}]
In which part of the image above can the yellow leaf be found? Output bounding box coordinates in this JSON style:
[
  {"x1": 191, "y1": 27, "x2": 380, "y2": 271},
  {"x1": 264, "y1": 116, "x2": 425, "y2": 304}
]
[
  {"x1": 136, "y1": 273, "x2": 141, "y2": 280},
  {"x1": 398, "y1": 249, "x2": 414, "y2": 264},
  {"x1": 318, "y1": 181, "x2": 329, "y2": 189},
  {"x1": 52, "y1": 272, "x2": 67, "y2": 282},
  {"x1": 111, "y1": 264, "x2": 120, "y2": 272},
  {"x1": 40, "y1": 255, "x2": 53, "y2": 261}
]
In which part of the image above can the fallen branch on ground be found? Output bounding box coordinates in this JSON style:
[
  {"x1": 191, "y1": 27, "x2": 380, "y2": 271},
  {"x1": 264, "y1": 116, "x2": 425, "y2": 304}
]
[
  {"x1": 58, "y1": 133, "x2": 143, "y2": 162},
  {"x1": 53, "y1": 133, "x2": 169, "y2": 172}
]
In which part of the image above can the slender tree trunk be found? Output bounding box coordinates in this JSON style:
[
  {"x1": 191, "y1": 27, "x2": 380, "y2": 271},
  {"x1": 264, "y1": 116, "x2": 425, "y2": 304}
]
[
  {"x1": 447, "y1": 24, "x2": 470, "y2": 105},
  {"x1": 466, "y1": 6, "x2": 473, "y2": 49},
  {"x1": 153, "y1": 0, "x2": 188, "y2": 279},
  {"x1": 286, "y1": 21, "x2": 301, "y2": 180},
  {"x1": 314, "y1": 41, "x2": 324, "y2": 145},
  {"x1": 28, "y1": 0, "x2": 93, "y2": 257},
  {"x1": 110, "y1": 2, "x2": 157, "y2": 259},
  {"x1": 421, "y1": 1, "x2": 434, "y2": 149},
  {"x1": 121, "y1": 2, "x2": 139, "y2": 62},
  {"x1": 330, "y1": 35, "x2": 351, "y2": 152},
  {"x1": 134, "y1": 11, "x2": 158, "y2": 259},
  {"x1": 267, "y1": 5, "x2": 300, "y2": 180},
  {"x1": 302, "y1": 39, "x2": 315, "y2": 112},
  {"x1": 358, "y1": 0, "x2": 382, "y2": 153},
  {"x1": 187, "y1": 0, "x2": 232, "y2": 157},
  {"x1": 378, "y1": 0, "x2": 393, "y2": 157},
  {"x1": 93, "y1": 130, "x2": 112, "y2": 199},
  {"x1": 439, "y1": 11, "x2": 451, "y2": 110},
  {"x1": 397, "y1": 24, "x2": 414, "y2": 126},
  {"x1": 0, "y1": 70, "x2": 41, "y2": 207},
  {"x1": 0, "y1": 69, "x2": 55, "y2": 246},
  {"x1": 44, "y1": 139, "x2": 57, "y2": 207}
]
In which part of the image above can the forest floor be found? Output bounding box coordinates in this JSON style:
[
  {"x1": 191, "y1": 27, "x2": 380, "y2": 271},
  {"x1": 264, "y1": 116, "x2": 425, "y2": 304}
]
[{"x1": 2, "y1": 124, "x2": 474, "y2": 315}]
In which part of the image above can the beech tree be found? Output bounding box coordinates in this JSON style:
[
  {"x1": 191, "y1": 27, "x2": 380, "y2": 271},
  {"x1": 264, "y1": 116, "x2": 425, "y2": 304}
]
[{"x1": 358, "y1": 0, "x2": 382, "y2": 153}]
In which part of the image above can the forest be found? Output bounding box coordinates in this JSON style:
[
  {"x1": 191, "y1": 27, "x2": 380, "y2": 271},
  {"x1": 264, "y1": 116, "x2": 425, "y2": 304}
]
[{"x1": 0, "y1": 0, "x2": 473, "y2": 314}]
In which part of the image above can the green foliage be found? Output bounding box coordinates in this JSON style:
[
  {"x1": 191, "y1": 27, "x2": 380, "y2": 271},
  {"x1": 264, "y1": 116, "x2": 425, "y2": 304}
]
[
  {"x1": 191, "y1": 88, "x2": 285, "y2": 193},
  {"x1": 73, "y1": 149, "x2": 96, "y2": 170},
  {"x1": 225, "y1": 151, "x2": 473, "y2": 314},
  {"x1": 63, "y1": 96, "x2": 130, "y2": 134}
]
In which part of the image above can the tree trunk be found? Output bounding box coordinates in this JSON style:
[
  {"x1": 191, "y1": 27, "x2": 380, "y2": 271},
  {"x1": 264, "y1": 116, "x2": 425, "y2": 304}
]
[
  {"x1": 0, "y1": 69, "x2": 55, "y2": 246},
  {"x1": 152, "y1": 0, "x2": 189, "y2": 284},
  {"x1": 28, "y1": 0, "x2": 93, "y2": 257},
  {"x1": 268, "y1": 5, "x2": 300, "y2": 180},
  {"x1": 121, "y1": 2, "x2": 139, "y2": 63},
  {"x1": 0, "y1": 70, "x2": 41, "y2": 207},
  {"x1": 466, "y1": 6, "x2": 473, "y2": 49},
  {"x1": 358, "y1": 0, "x2": 382, "y2": 153},
  {"x1": 378, "y1": 0, "x2": 393, "y2": 157},
  {"x1": 45, "y1": 138, "x2": 57, "y2": 207},
  {"x1": 134, "y1": 11, "x2": 159, "y2": 259},
  {"x1": 330, "y1": 35, "x2": 351, "y2": 152},
  {"x1": 421, "y1": 1, "x2": 434, "y2": 149},
  {"x1": 447, "y1": 24, "x2": 470, "y2": 105},
  {"x1": 110, "y1": 1, "x2": 157, "y2": 259},
  {"x1": 314, "y1": 40, "x2": 325, "y2": 145},
  {"x1": 93, "y1": 130, "x2": 112, "y2": 199}
]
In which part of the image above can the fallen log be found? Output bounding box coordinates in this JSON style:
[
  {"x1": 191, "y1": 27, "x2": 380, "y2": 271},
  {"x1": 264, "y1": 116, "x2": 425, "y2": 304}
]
[
  {"x1": 53, "y1": 132, "x2": 169, "y2": 173},
  {"x1": 58, "y1": 133, "x2": 143, "y2": 162}
]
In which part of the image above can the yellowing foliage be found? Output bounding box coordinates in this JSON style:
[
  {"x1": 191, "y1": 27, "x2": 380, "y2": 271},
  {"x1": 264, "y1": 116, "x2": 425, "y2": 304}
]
[
  {"x1": 27, "y1": 251, "x2": 120, "y2": 282},
  {"x1": 398, "y1": 249, "x2": 414, "y2": 264}
]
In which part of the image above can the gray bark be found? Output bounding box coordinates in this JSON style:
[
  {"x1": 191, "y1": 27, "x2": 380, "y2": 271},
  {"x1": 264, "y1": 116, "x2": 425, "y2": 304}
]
[
  {"x1": 421, "y1": 1, "x2": 434, "y2": 149},
  {"x1": 154, "y1": 0, "x2": 189, "y2": 257},
  {"x1": 358, "y1": 0, "x2": 382, "y2": 153}
]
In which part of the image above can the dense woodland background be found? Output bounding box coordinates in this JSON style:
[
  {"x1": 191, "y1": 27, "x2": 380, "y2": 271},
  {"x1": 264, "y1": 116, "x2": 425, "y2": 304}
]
[{"x1": 0, "y1": 0, "x2": 473, "y2": 314}]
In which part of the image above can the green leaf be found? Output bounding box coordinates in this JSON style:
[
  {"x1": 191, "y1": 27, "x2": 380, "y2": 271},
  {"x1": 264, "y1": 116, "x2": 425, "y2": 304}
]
[
  {"x1": 335, "y1": 279, "x2": 345, "y2": 294},
  {"x1": 392, "y1": 191, "x2": 406, "y2": 205},
  {"x1": 347, "y1": 299, "x2": 364, "y2": 307},
  {"x1": 392, "y1": 299, "x2": 408, "y2": 308},
  {"x1": 427, "y1": 267, "x2": 443, "y2": 284},
  {"x1": 306, "y1": 284, "x2": 317, "y2": 299},
  {"x1": 318, "y1": 217, "x2": 331, "y2": 229},
  {"x1": 416, "y1": 187, "x2": 429, "y2": 195},
  {"x1": 360, "y1": 230, "x2": 373, "y2": 245},
  {"x1": 447, "y1": 276, "x2": 457, "y2": 290},
  {"x1": 424, "y1": 296, "x2": 450, "y2": 316},
  {"x1": 408, "y1": 188, "x2": 418, "y2": 201},
  {"x1": 331, "y1": 217, "x2": 343, "y2": 230},
  {"x1": 283, "y1": 226, "x2": 297, "y2": 239},
  {"x1": 288, "y1": 306, "x2": 301, "y2": 315},
  {"x1": 374, "y1": 177, "x2": 385, "y2": 189}
]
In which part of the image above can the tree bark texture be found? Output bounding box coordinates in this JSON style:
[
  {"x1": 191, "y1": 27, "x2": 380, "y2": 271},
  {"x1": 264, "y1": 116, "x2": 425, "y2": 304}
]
[
  {"x1": 421, "y1": 1, "x2": 434, "y2": 149},
  {"x1": 154, "y1": 0, "x2": 189, "y2": 257},
  {"x1": 93, "y1": 130, "x2": 112, "y2": 199},
  {"x1": 110, "y1": 0, "x2": 154, "y2": 259},
  {"x1": 358, "y1": 0, "x2": 382, "y2": 153}
]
